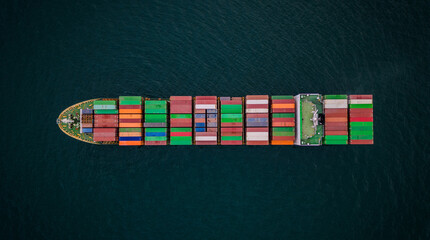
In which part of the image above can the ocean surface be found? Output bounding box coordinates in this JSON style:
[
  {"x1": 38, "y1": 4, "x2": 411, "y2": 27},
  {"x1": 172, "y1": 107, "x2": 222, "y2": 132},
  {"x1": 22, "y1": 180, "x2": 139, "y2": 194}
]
[{"x1": 1, "y1": 0, "x2": 429, "y2": 239}]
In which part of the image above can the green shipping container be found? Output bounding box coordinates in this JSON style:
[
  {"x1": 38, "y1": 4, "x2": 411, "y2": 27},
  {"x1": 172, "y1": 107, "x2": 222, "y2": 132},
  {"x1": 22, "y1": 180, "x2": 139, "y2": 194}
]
[
  {"x1": 119, "y1": 96, "x2": 142, "y2": 101},
  {"x1": 272, "y1": 131, "x2": 295, "y2": 137},
  {"x1": 171, "y1": 114, "x2": 192, "y2": 119},
  {"x1": 324, "y1": 95, "x2": 348, "y2": 99},
  {"x1": 221, "y1": 136, "x2": 242, "y2": 141},
  {"x1": 170, "y1": 136, "x2": 192, "y2": 141},
  {"x1": 145, "y1": 128, "x2": 166, "y2": 132},
  {"x1": 272, "y1": 127, "x2": 295, "y2": 132},
  {"x1": 145, "y1": 136, "x2": 167, "y2": 141},
  {"x1": 325, "y1": 135, "x2": 348, "y2": 140},
  {"x1": 350, "y1": 126, "x2": 373, "y2": 131},
  {"x1": 350, "y1": 122, "x2": 373, "y2": 127},
  {"x1": 271, "y1": 95, "x2": 293, "y2": 100},
  {"x1": 170, "y1": 128, "x2": 192, "y2": 132},
  {"x1": 324, "y1": 140, "x2": 348, "y2": 145},
  {"x1": 145, "y1": 114, "x2": 167, "y2": 122},
  {"x1": 170, "y1": 140, "x2": 192, "y2": 145},
  {"x1": 119, "y1": 128, "x2": 142, "y2": 132},
  {"x1": 145, "y1": 108, "x2": 167, "y2": 114},
  {"x1": 94, "y1": 109, "x2": 119, "y2": 114},
  {"x1": 94, "y1": 100, "x2": 116, "y2": 105},
  {"x1": 221, "y1": 117, "x2": 243, "y2": 123},
  {"x1": 350, "y1": 131, "x2": 373, "y2": 136},
  {"x1": 272, "y1": 113, "x2": 295, "y2": 118},
  {"x1": 350, "y1": 135, "x2": 373, "y2": 140},
  {"x1": 119, "y1": 100, "x2": 142, "y2": 105},
  {"x1": 349, "y1": 104, "x2": 373, "y2": 109}
]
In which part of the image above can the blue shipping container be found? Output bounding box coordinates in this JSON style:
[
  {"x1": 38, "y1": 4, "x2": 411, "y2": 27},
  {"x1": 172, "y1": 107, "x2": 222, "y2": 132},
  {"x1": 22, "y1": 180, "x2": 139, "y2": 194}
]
[
  {"x1": 82, "y1": 128, "x2": 93, "y2": 133},
  {"x1": 246, "y1": 118, "x2": 268, "y2": 122},
  {"x1": 207, "y1": 123, "x2": 217, "y2": 128},
  {"x1": 246, "y1": 122, "x2": 269, "y2": 127},
  {"x1": 207, "y1": 109, "x2": 218, "y2": 113},
  {"x1": 208, "y1": 114, "x2": 217, "y2": 118},
  {"x1": 194, "y1": 114, "x2": 205, "y2": 118},
  {"x1": 195, "y1": 128, "x2": 206, "y2": 132},
  {"x1": 82, "y1": 109, "x2": 93, "y2": 114},
  {"x1": 145, "y1": 132, "x2": 166, "y2": 137},
  {"x1": 195, "y1": 123, "x2": 205, "y2": 127},
  {"x1": 119, "y1": 137, "x2": 142, "y2": 141}
]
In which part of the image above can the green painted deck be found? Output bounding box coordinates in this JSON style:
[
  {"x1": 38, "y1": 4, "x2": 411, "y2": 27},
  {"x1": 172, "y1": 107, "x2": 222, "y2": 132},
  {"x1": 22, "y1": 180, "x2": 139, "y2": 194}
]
[{"x1": 300, "y1": 94, "x2": 323, "y2": 145}]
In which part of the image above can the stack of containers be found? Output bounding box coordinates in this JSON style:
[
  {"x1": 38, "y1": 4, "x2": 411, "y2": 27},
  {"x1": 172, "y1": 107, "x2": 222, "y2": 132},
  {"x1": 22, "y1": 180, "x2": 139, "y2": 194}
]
[
  {"x1": 93, "y1": 100, "x2": 118, "y2": 128},
  {"x1": 349, "y1": 95, "x2": 374, "y2": 144},
  {"x1": 170, "y1": 96, "x2": 192, "y2": 145},
  {"x1": 144, "y1": 100, "x2": 168, "y2": 145},
  {"x1": 93, "y1": 128, "x2": 118, "y2": 142},
  {"x1": 220, "y1": 97, "x2": 243, "y2": 145},
  {"x1": 194, "y1": 96, "x2": 218, "y2": 145},
  {"x1": 323, "y1": 95, "x2": 348, "y2": 145},
  {"x1": 81, "y1": 109, "x2": 93, "y2": 133},
  {"x1": 271, "y1": 96, "x2": 295, "y2": 145},
  {"x1": 118, "y1": 96, "x2": 143, "y2": 146},
  {"x1": 245, "y1": 95, "x2": 269, "y2": 145}
]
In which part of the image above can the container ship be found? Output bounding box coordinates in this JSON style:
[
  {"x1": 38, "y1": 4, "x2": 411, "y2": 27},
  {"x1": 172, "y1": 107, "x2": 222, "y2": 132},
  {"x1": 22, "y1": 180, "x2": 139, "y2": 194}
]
[{"x1": 57, "y1": 94, "x2": 374, "y2": 146}]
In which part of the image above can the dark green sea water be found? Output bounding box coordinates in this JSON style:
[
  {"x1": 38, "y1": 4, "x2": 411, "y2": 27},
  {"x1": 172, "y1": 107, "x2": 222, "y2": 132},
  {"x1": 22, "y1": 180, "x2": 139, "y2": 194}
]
[{"x1": 1, "y1": 0, "x2": 430, "y2": 239}]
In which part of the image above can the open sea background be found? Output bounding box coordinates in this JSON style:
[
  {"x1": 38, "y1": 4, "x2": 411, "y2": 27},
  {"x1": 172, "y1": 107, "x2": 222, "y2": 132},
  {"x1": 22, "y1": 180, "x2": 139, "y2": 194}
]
[{"x1": 1, "y1": 0, "x2": 429, "y2": 239}]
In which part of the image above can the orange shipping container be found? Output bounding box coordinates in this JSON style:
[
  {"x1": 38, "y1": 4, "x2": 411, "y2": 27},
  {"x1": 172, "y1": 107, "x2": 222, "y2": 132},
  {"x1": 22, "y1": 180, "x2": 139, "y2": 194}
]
[
  {"x1": 272, "y1": 122, "x2": 295, "y2": 127},
  {"x1": 325, "y1": 117, "x2": 348, "y2": 123},
  {"x1": 272, "y1": 104, "x2": 295, "y2": 109},
  {"x1": 271, "y1": 140, "x2": 294, "y2": 145},
  {"x1": 119, "y1": 123, "x2": 143, "y2": 128},
  {"x1": 119, "y1": 141, "x2": 143, "y2": 146},
  {"x1": 119, "y1": 132, "x2": 142, "y2": 137},
  {"x1": 119, "y1": 109, "x2": 142, "y2": 114},
  {"x1": 119, "y1": 114, "x2": 142, "y2": 119},
  {"x1": 325, "y1": 131, "x2": 348, "y2": 135}
]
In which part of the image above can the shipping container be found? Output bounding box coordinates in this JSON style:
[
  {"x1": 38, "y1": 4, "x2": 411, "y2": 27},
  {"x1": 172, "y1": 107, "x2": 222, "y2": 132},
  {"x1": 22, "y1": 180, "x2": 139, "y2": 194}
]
[
  {"x1": 348, "y1": 95, "x2": 374, "y2": 145},
  {"x1": 270, "y1": 96, "x2": 295, "y2": 145}
]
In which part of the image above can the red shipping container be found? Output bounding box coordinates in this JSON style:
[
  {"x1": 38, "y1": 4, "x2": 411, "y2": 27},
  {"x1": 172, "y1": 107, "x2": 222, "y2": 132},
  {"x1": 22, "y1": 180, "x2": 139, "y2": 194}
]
[
  {"x1": 195, "y1": 100, "x2": 217, "y2": 104},
  {"x1": 246, "y1": 127, "x2": 268, "y2": 132},
  {"x1": 271, "y1": 136, "x2": 295, "y2": 141},
  {"x1": 349, "y1": 140, "x2": 373, "y2": 144},
  {"x1": 221, "y1": 132, "x2": 242, "y2": 136},
  {"x1": 94, "y1": 114, "x2": 118, "y2": 119},
  {"x1": 350, "y1": 117, "x2": 373, "y2": 122},
  {"x1": 221, "y1": 128, "x2": 242, "y2": 133},
  {"x1": 349, "y1": 112, "x2": 373, "y2": 118},
  {"x1": 271, "y1": 99, "x2": 295, "y2": 104},
  {"x1": 195, "y1": 132, "x2": 217, "y2": 136},
  {"x1": 119, "y1": 105, "x2": 142, "y2": 109},
  {"x1": 272, "y1": 118, "x2": 294, "y2": 122},
  {"x1": 170, "y1": 123, "x2": 192, "y2": 128},
  {"x1": 196, "y1": 96, "x2": 217, "y2": 100},
  {"x1": 170, "y1": 132, "x2": 192, "y2": 137},
  {"x1": 246, "y1": 113, "x2": 269, "y2": 118},
  {"x1": 325, "y1": 131, "x2": 348, "y2": 135},
  {"x1": 221, "y1": 141, "x2": 242, "y2": 145},
  {"x1": 232, "y1": 97, "x2": 242, "y2": 100},
  {"x1": 325, "y1": 109, "x2": 347, "y2": 114},
  {"x1": 119, "y1": 119, "x2": 142, "y2": 123},
  {"x1": 246, "y1": 104, "x2": 268, "y2": 109},
  {"x1": 207, "y1": 128, "x2": 218, "y2": 132},
  {"x1": 272, "y1": 108, "x2": 295, "y2": 113},
  {"x1": 93, "y1": 128, "x2": 117, "y2": 133},
  {"x1": 325, "y1": 112, "x2": 347, "y2": 118},
  {"x1": 349, "y1": 95, "x2": 373, "y2": 99},
  {"x1": 221, "y1": 100, "x2": 242, "y2": 105},
  {"x1": 93, "y1": 136, "x2": 117, "y2": 142},
  {"x1": 246, "y1": 95, "x2": 269, "y2": 99},
  {"x1": 221, "y1": 122, "x2": 242, "y2": 127},
  {"x1": 171, "y1": 105, "x2": 192, "y2": 113},
  {"x1": 349, "y1": 108, "x2": 373, "y2": 114}
]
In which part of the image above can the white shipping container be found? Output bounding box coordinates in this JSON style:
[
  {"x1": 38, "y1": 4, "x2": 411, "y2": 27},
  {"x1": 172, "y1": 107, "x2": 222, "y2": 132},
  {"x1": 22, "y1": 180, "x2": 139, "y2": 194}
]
[
  {"x1": 349, "y1": 99, "x2": 373, "y2": 104},
  {"x1": 324, "y1": 102, "x2": 348, "y2": 109},
  {"x1": 246, "y1": 132, "x2": 268, "y2": 141},
  {"x1": 324, "y1": 99, "x2": 348, "y2": 105},
  {"x1": 246, "y1": 109, "x2": 268, "y2": 113},
  {"x1": 196, "y1": 136, "x2": 217, "y2": 141},
  {"x1": 246, "y1": 100, "x2": 269, "y2": 104},
  {"x1": 94, "y1": 105, "x2": 117, "y2": 110},
  {"x1": 246, "y1": 136, "x2": 269, "y2": 141},
  {"x1": 195, "y1": 104, "x2": 216, "y2": 109}
]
